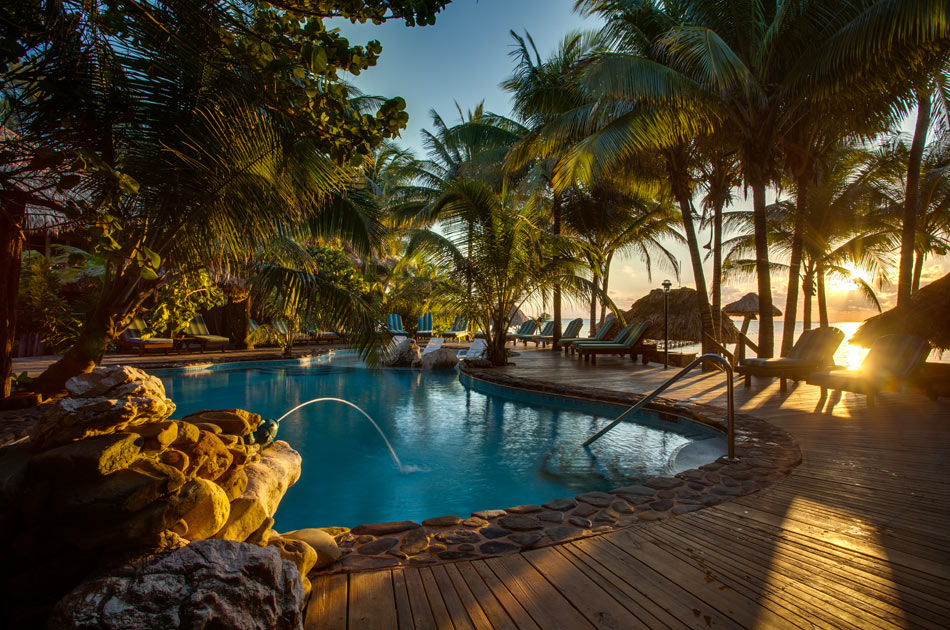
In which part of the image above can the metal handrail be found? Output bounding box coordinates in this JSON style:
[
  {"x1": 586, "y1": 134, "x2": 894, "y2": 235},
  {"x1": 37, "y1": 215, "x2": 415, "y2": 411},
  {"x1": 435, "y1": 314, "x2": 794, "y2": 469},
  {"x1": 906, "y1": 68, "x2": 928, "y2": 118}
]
[{"x1": 582, "y1": 353, "x2": 738, "y2": 462}]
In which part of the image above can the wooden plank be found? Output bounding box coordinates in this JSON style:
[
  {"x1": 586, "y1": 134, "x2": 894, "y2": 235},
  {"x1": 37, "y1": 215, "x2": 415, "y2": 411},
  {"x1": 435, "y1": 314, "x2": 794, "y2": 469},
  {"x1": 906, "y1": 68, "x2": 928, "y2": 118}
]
[
  {"x1": 486, "y1": 553, "x2": 595, "y2": 630},
  {"x1": 456, "y1": 562, "x2": 521, "y2": 630},
  {"x1": 471, "y1": 561, "x2": 541, "y2": 630},
  {"x1": 392, "y1": 571, "x2": 415, "y2": 630},
  {"x1": 522, "y1": 545, "x2": 654, "y2": 629},
  {"x1": 348, "y1": 571, "x2": 397, "y2": 630},
  {"x1": 305, "y1": 574, "x2": 347, "y2": 630},
  {"x1": 419, "y1": 567, "x2": 455, "y2": 629},
  {"x1": 402, "y1": 568, "x2": 438, "y2": 630},
  {"x1": 442, "y1": 563, "x2": 496, "y2": 630},
  {"x1": 430, "y1": 565, "x2": 475, "y2": 630}
]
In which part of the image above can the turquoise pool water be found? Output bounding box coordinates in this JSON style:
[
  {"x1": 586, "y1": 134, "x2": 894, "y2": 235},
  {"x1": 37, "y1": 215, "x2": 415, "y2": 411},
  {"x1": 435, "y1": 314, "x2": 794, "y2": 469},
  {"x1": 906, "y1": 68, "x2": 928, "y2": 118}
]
[{"x1": 158, "y1": 356, "x2": 723, "y2": 531}]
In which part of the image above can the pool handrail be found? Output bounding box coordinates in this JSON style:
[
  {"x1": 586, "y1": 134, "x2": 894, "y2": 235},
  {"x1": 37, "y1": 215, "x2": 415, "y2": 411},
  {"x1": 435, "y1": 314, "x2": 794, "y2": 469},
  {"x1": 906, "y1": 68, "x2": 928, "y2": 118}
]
[{"x1": 582, "y1": 353, "x2": 737, "y2": 462}]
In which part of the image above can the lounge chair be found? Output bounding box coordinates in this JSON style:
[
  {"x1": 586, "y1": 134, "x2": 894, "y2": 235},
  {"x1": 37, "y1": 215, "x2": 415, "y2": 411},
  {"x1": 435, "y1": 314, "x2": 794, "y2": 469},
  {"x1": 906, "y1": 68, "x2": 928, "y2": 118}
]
[
  {"x1": 421, "y1": 337, "x2": 444, "y2": 356},
  {"x1": 271, "y1": 320, "x2": 311, "y2": 344},
  {"x1": 806, "y1": 334, "x2": 931, "y2": 407},
  {"x1": 181, "y1": 314, "x2": 229, "y2": 352},
  {"x1": 737, "y1": 327, "x2": 845, "y2": 392},
  {"x1": 574, "y1": 322, "x2": 649, "y2": 364},
  {"x1": 461, "y1": 338, "x2": 488, "y2": 360},
  {"x1": 416, "y1": 313, "x2": 434, "y2": 338},
  {"x1": 519, "y1": 320, "x2": 554, "y2": 346},
  {"x1": 569, "y1": 321, "x2": 632, "y2": 356},
  {"x1": 386, "y1": 314, "x2": 409, "y2": 336},
  {"x1": 561, "y1": 319, "x2": 614, "y2": 354},
  {"x1": 443, "y1": 315, "x2": 470, "y2": 341},
  {"x1": 117, "y1": 317, "x2": 174, "y2": 355},
  {"x1": 532, "y1": 317, "x2": 583, "y2": 348},
  {"x1": 506, "y1": 320, "x2": 538, "y2": 343},
  {"x1": 315, "y1": 330, "x2": 343, "y2": 344}
]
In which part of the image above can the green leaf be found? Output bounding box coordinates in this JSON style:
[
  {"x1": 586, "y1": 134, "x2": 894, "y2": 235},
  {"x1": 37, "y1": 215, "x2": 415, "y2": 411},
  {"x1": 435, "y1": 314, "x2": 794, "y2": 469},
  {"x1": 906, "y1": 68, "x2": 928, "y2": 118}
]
[{"x1": 140, "y1": 267, "x2": 159, "y2": 281}]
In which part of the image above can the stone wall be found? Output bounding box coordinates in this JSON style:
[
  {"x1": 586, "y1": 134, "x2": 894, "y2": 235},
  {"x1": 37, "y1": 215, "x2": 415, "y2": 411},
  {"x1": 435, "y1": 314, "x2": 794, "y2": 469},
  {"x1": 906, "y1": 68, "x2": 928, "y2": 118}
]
[{"x1": 0, "y1": 366, "x2": 310, "y2": 628}]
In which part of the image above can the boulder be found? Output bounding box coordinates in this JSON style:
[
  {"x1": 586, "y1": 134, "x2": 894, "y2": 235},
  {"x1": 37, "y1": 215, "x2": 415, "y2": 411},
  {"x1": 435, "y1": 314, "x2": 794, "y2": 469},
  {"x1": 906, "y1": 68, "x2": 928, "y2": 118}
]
[
  {"x1": 420, "y1": 348, "x2": 459, "y2": 371},
  {"x1": 33, "y1": 396, "x2": 176, "y2": 449},
  {"x1": 174, "y1": 478, "x2": 230, "y2": 540},
  {"x1": 46, "y1": 540, "x2": 304, "y2": 630},
  {"x1": 65, "y1": 365, "x2": 165, "y2": 399},
  {"x1": 127, "y1": 421, "x2": 178, "y2": 450},
  {"x1": 214, "y1": 497, "x2": 268, "y2": 542},
  {"x1": 30, "y1": 432, "x2": 143, "y2": 478},
  {"x1": 161, "y1": 449, "x2": 189, "y2": 472},
  {"x1": 384, "y1": 338, "x2": 421, "y2": 367},
  {"x1": 241, "y1": 441, "x2": 301, "y2": 518},
  {"x1": 180, "y1": 430, "x2": 233, "y2": 481},
  {"x1": 280, "y1": 528, "x2": 342, "y2": 569},
  {"x1": 215, "y1": 466, "x2": 249, "y2": 501},
  {"x1": 268, "y1": 536, "x2": 318, "y2": 577},
  {"x1": 181, "y1": 409, "x2": 261, "y2": 437},
  {"x1": 173, "y1": 421, "x2": 200, "y2": 447}
]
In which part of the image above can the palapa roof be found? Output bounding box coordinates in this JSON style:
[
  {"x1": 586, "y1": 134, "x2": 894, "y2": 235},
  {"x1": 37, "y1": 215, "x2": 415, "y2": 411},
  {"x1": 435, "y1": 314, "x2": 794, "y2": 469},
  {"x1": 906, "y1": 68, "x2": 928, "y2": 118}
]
[
  {"x1": 852, "y1": 272, "x2": 950, "y2": 351},
  {"x1": 624, "y1": 287, "x2": 739, "y2": 343},
  {"x1": 723, "y1": 292, "x2": 782, "y2": 319}
]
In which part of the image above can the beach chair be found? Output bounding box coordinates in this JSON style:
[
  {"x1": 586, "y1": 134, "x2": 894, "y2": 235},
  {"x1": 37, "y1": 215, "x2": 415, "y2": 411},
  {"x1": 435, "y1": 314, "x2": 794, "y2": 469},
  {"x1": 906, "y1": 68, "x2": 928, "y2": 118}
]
[
  {"x1": 574, "y1": 322, "x2": 650, "y2": 364},
  {"x1": 416, "y1": 313, "x2": 434, "y2": 338},
  {"x1": 443, "y1": 315, "x2": 470, "y2": 341},
  {"x1": 181, "y1": 314, "x2": 229, "y2": 352},
  {"x1": 532, "y1": 318, "x2": 583, "y2": 348},
  {"x1": 386, "y1": 314, "x2": 409, "y2": 336},
  {"x1": 116, "y1": 317, "x2": 174, "y2": 355},
  {"x1": 569, "y1": 321, "x2": 632, "y2": 356},
  {"x1": 461, "y1": 338, "x2": 488, "y2": 359},
  {"x1": 421, "y1": 337, "x2": 444, "y2": 356},
  {"x1": 561, "y1": 319, "x2": 614, "y2": 354},
  {"x1": 506, "y1": 320, "x2": 537, "y2": 343},
  {"x1": 806, "y1": 334, "x2": 931, "y2": 407},
  {"x1": 737, "y1": 327, "x2": 845, "y2": 392},
  {"x1": 519, "y1": 320, "x2": 554, "y2": 346},
  {"x1": 315, "y1": 330, "x2": 343, "y2": 344}
]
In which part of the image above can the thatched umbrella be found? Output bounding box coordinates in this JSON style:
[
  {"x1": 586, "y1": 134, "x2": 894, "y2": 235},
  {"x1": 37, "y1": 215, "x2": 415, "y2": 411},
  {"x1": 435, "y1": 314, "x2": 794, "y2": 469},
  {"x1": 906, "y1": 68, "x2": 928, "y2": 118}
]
[
  {"x1": 852, "y1": 272, "x2": 950, "y2": 351},
  {"x1": 624, "y1": 287, "x2": 739, "y2": 345}
]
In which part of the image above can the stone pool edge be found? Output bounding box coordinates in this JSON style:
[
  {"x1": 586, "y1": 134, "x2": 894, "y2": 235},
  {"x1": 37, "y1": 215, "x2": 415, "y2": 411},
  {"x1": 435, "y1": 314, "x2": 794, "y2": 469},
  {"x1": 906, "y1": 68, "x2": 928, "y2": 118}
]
[{"x1": 313, "y1": 365, "x2": 802, "y2": 574}]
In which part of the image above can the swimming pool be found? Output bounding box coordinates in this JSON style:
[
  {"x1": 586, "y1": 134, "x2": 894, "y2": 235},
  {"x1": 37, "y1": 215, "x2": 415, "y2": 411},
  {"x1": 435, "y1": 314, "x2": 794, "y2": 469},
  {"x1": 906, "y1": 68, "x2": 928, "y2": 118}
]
[{"x1": 158, "y1": 355, "x2": 725, "y2": 531}]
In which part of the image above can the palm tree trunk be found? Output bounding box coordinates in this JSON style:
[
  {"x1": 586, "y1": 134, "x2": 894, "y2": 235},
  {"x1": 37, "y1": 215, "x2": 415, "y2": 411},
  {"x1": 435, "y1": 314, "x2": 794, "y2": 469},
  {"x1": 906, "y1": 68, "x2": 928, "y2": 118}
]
[
  {"x1": 711, "y1": 198, "x2": 724, "y2": 335},
  {"x1": 589, "y1": 267, "x2": 599, "y2": 336},
  {"x1": 912, "y1": 251, "x2": 924, "y2": 293},
  {"x1": 0, "y1": 200, "x2": 25, "y2": 398},
  {"x1": 31, "y1": 303, "x2": 120, "y2": 396},
  {"x1": 599, "y1": 252, "x2": 614, "y2": 326},
  {"x1": 669, "y1": 153, "x2": 714, "y2": 355},
  {"x1": 898, "y1": 89, "x2": 931, "y2": 307},
  {"x1": 489, "y1": 311, "x2": 508, "y2": 366},
  {"x1": 782, "y1": 172, "x2": 809, "y2": 356},
  {"x1": 551, "y1": 195, "x2": 562, "y2": 350},
  {"x1": 751, "y1": 182, "x2": 775, "y2": 357},
  {"x1": 802, "y1": 267, "x2": 815, "y2": 330},
  {"x1": 817, "y1": 266, "x2": 829, "y2": 328}
]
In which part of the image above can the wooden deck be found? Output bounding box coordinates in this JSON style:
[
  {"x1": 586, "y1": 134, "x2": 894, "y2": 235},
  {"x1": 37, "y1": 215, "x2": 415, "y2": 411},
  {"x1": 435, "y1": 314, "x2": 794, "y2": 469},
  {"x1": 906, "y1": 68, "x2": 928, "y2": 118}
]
[{"x1": 305, "y1": 349, "x2": 950, "y2": 629}]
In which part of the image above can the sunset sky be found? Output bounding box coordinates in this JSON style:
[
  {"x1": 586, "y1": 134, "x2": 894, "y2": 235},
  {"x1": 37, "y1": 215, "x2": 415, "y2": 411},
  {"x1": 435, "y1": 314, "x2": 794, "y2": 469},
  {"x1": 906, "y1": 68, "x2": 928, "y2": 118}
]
[{"x1": 336, "y1": 0, "x2": 945, "y2": 323}]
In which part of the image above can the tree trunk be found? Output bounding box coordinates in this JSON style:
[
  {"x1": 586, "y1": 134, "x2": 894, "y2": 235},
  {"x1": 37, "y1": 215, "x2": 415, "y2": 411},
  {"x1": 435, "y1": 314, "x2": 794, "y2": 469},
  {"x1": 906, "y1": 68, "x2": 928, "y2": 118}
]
[
  {"x1": 711, "y1": 198, "x2": 724, "y2": 335},
  {"x1": 898, "y1": 89, "x2": 931, "y2": 307},
  {"x1": 31, "y1": 304, "x2": 120, "y2": 396},
  {"x1": 551, "y1": 195, "x2": 562, "y2": 350},
  {"x1": 751, "y1": 182, "x2": 774, "y2": 357},
  {"x1": 782, "y1": 172, "x2": 809, "y2": 356},
  {"x1": 912, "y1": 251, "x2": 924, "y2": 293},
  {"x1": 802, "y1": 267, "x2": 814, "y2": 330},
  {"x1": 0, "y1": 201, "x2": 26, "y2": 397},
  {"x1": 589, "y1": 267, "x2": 599, "y2": 336},
  {"x1": 670, "y1": 158, "x2": 714, "y2": 355},
  {"x1": 489, "y1": 311, "x2": 508, "y2": 366},
  {"x1": 599, "y1": 252, "x2": 613, "y2": 327},
  {"x1": 817, "y1": 267, "x2": 829, "y2": 328}
]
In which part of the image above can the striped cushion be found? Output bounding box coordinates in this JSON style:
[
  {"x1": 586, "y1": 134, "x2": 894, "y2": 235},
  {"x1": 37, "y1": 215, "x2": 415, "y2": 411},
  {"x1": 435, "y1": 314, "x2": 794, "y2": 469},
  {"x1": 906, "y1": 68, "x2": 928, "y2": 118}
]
[
  {"x1": 788, "y1": 327, "x2": 844, "y2": 363},
  {"x1": 577, "y1": 322, "x2": 635, "y2": 346},
  {"x1": 185, "y1": 315, "x2": 211, "y2": 337},
  {"x1": 417, "y1": 313, "x2": 433, "y2": 333},
  {"x1": 449, "y1": 315, "x2": 467, "y2": 332},
  {"x1": 561, "y1": 318, "x2": 584, "y2": 339},
  {"x1": 862, "y1": 334, "x2": 930, "y2": 378},
  {"x1": 530, "y1": 321, "x2": 554, "y2": 338},
  {"x1": 386, "y1": 314, "x2": 406, "y2": 333}
]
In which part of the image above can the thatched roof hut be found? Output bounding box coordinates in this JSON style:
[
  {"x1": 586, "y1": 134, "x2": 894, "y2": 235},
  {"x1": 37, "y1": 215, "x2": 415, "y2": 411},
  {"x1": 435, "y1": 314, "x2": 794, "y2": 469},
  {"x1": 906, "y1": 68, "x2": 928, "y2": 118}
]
[
  {"x1": 624, "y1": 287, "x2": 739, "y2": 343},
  {"x1": 852, "y1": 272, "x2": 950, "y2": 351},
  {"x1": 723, "y1": 293, "x2": 782, "y2": 319}
]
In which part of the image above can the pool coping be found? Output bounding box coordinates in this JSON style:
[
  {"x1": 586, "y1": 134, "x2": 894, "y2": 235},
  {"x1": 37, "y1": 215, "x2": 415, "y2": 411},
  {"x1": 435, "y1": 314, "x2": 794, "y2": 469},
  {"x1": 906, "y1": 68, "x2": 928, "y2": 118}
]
[{"x1": 312, "y1": 364, "x2": 802, "y2": 574}]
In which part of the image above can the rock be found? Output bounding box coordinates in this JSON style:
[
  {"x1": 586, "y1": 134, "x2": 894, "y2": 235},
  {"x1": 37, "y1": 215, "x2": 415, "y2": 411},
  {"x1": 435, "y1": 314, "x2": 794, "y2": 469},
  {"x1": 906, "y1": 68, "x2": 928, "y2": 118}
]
[
  {"x1": 568, "y1": 516, "x2": 592, "y2": 529},
  {"x1": 575, "y1": 492, "x2": 614, "y2": 507},
  {"x1": 320, "y1": 527, "x2": 349, "y2": 537},
  {"x1": 34, "y1": 395, "x2": 176, "y2": 449},
  {"x1": 671, "y1": 504, "x2": 704, "y2": 515},
  {"x1": 214, "y1": 497, "x2": 267, "y2": 542},
  {"x1": 47, "y1": 540, "x2": 304, "y2": 630},
  {"x1": 434, "y1": 530, "x2": 481, "y2": 545},
  {"x1": 636, "y1": 510, "x2": 667, "y2": 521},
  {"x1": 173, "y1": 421, "x2": 200, "y2": 447},
  {"x1": 497, "y1": 515, "x2": 543, "y2": 531},
  {"x1": 505, "y1": 504, "x2": 542, "y2": 514},
  {"x1": 161, "y1": 449, "x2": 189, "y2": 472},
  {"x1": 175, "y1": 478, "x2": 230, "y2": 540},
  {"x1": 644, "y1": 477, "x2": 683, "y2": 490},
  {"x1": 594, "y1": 509, "x2": 619, "y2": 523},
  {"x1": 351, "y1": 521, "x2": 421, "y2": 536},
  {"x1": 538, "y1": 511, "x2": 564, "y2": 523},
  {"x1": 610, "y1": 484, "x2": 655, "y2": 497},
  {"x1": 457, "y1": 543, "x2": 475, "y2": 552},
  {"x1": 542, "y1": 498, "x2": 576, "y2": 511},
  {"x1": 194, "y1": 422, "x2": 222, "y2": 435},
  {"x1": 246, "y1": 517, "x2": 274, "y2": 545},
  {"x1": 461, "y1": 517, "x2": 488, "y2": 528},
  {"x1": 57, "y1": 458, "x2": 185, "y2": 517},
  {"x1": 422, "y1": 515, "x2": 461, "y2": 527},
  {"x1": 479, "y1": 541, "x2": 519, "y2": 555},
  {"x1": 480, "y1": 527, "x2": 512, "y2": 539},
  {"x1": 649, "y1": 499, "x2": 674, "y2": 512},
  {"x1": 239, "y1": 441, "x2": 301, "y2": 518},
  {"x1": 420, "y1": 348, "x2": 459, "y2": 371},
  {"x1": 546, "y1": 526, "x2": 581, "y2": 542},
  {"x1": 181, "y1": 409, "x2": 262, "y2": 437},
  {"x1": 399, "y1": 528, "x2": 429, "y2": 555},
  {"x1": 281, "y1": 529, "x2": 342, "y2": 569},
  {"x1": 612, "y1": 501, "x2": 635, "y2": 514},
  {"x1": 215, "y1": 466, "x2": 249, "y2": 501},
  {"x1": 30, "y1": 433, "x2": 143, "y2": 478},
  {"x1": 384, "y1": 339, "x2": 421, "y2": 367},
  {"x1": 181, "y1": 430, "x2": 233, "y2": 481},
  {"x1": 509, "y1": 532, "x2": 543, "y2": 546},
  {"x1": 572, "y1": 503, "x2": 597, "y2": 517},
  {"x1": 127, "y1": 421, "x2": 178, "y2": 449},
  {"x1": 340, "y1": 554, "x2": 399, "y2": 570},
  {"x1": 462, "y1": 358, "x2": 493, "y2": 368},
  {"x1": 471, "y1": 509, "x2": 506, "y2": 520},
  {"x1": 64, "y1": 365, "x2": 166, "y2": 399},
  {"x1": 358, "y1": 538, "x2": 398, "y2": 555},
  {"x1": 269, "y1": 536, "x2": 319, "y2": 577}
]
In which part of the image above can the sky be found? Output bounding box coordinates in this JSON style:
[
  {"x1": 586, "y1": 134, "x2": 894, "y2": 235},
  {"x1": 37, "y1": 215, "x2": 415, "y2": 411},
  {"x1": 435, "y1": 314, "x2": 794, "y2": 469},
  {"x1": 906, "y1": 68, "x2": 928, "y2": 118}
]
[{"x1": 333, "y1": 0, "x2": 949, "y2": 322}]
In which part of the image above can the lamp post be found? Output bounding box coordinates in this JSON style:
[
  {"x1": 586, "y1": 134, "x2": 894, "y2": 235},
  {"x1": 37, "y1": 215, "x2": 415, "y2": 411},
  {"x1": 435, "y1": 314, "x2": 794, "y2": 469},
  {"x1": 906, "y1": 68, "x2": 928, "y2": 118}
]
[{"x1": 662, "y1": 279, "x2": 672, "y2": 369}]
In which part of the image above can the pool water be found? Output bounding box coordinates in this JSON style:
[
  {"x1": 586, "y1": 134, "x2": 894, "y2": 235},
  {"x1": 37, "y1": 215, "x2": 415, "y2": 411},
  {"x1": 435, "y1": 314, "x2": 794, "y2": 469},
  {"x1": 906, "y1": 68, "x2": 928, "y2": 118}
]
[{"x1": 158, "y1": 356, "x2": 723, "y2": 531}]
